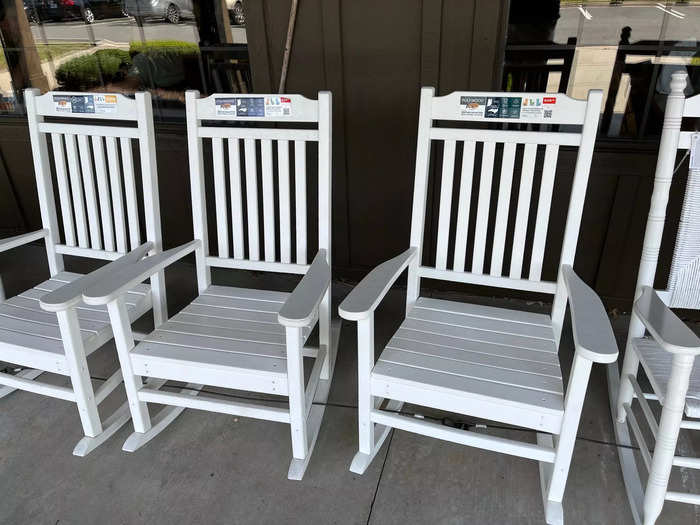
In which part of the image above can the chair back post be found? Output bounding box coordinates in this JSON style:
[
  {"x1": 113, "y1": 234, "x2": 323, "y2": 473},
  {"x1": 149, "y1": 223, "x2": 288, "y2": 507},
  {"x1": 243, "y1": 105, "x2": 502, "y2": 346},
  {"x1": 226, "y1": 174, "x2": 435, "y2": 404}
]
[
  {"x1": 406, "y1": 87, "x2": 435, "y2": 313},
  {"x1": 317, "y1": 91, "x2": 332, "y2": 350},
  {"x1": 24, "y1": 88, "x2": 64, "y2": 276},
  {"x1": 550, "y1": 88, "x2": 603, "y2": 345},
  {"x1": 185, "y1": 90, "x2": 212, "y2": 293},
  {"x1": 616, "y1": 72, "x2": 687, "y2": 418},
  {"x1": 136, "y1": 91, "x2": 167, "y2": 325}
]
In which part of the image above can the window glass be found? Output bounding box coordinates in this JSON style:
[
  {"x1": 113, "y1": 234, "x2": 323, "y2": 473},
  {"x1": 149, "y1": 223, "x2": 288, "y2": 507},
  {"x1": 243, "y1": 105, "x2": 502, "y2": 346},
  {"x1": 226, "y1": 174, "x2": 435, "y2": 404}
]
[
  {"x1": 0, "y1": 0, "x2": 251, "y2": 119},
  {"x1": 505, "y1": 0, "x2": 700, "y2": 139}
]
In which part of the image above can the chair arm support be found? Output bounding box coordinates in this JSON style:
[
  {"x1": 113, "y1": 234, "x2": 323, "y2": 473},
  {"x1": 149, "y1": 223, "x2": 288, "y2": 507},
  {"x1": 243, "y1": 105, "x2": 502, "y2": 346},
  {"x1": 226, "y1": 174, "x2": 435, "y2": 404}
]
[
  {"x1": 82, "y1": 240, "x2": 200, "y2": 306},
  {"x1": 278, "y1": 250, "x2": 330, "y2": 328},
  {"x1": 0, "y1": 229, "x2": 48, "y2": 253},
  {"x1": 634, "y1": 286, "x2": 700, "y2": 355},
  {"x1": 562, "y1": 265, "x2": 619, "y2": 364},
  {"x1": 338, "y1": 247, "x2": 417, "y2": 321},
  {"x1": 40, "y1": 242, "x2": 153, "y2": 312}
]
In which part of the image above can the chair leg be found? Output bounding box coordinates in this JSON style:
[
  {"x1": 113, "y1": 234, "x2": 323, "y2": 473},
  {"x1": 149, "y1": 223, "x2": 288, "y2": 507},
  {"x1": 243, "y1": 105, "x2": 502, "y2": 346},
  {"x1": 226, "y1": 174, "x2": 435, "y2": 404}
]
[
  {"x1": 642, "y1": 353, "x2": 694, "y2": 525},
  {"x1": 319, "y1": 290, "x2": 332, "y2": 380},
  {"x1": 286, "y1": 326, "x2": 308, "y2": 460},
  {"x1": 106, "y1": 297, "x2": 152, "y2": 433},
  {"x1": 56, "y1": 309, "x2": 102, "y2": 437}
]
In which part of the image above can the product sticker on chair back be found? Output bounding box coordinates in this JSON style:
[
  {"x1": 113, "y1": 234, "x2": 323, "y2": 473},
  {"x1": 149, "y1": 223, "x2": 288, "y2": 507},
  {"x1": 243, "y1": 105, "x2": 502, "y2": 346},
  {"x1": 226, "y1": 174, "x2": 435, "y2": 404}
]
[
  {"x1": 24, "y1": 89, "x2": 166, "y2": 324},
  {"x1": 407, "y1": 88, "x2": 602, "y2": 341}
]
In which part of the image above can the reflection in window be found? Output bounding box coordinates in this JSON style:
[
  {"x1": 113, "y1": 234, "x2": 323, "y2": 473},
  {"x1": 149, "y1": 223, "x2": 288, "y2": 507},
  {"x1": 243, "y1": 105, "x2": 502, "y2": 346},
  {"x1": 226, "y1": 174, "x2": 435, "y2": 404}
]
[
  {"x1": 504, "y1": 1, "x2": 699, "y2": 139},
  {"x1": 0, "y1": 0, "x2": 251, "y2": 119}
]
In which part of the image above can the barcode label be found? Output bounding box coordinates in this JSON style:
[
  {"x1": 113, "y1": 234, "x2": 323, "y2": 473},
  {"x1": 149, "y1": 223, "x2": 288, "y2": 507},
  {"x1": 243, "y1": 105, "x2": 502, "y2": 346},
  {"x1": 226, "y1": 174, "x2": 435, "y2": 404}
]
[{"x1": 543, "y1": 109, "x2": 552, "y2": 119}]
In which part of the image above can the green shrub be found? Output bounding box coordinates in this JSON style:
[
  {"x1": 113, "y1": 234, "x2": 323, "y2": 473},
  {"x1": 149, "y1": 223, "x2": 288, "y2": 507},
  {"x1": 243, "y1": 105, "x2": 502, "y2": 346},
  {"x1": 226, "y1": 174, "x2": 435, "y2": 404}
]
[
  {"x1": 129, "y1": 40, "x2": 199, "y2": 58},
  {"x1": 55, "y1": 49, "x2": 131, "y2": 89}
]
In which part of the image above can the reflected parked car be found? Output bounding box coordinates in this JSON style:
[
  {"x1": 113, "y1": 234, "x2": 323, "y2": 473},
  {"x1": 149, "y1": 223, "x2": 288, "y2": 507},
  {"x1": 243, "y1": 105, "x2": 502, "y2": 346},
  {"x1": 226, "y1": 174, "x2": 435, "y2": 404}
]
[
  {"x1": 35, "y1": 0, "x2": 126, "y2": 23},
  {"x1": 123, "y1": 0, "x2": 193, "y2": 24}
]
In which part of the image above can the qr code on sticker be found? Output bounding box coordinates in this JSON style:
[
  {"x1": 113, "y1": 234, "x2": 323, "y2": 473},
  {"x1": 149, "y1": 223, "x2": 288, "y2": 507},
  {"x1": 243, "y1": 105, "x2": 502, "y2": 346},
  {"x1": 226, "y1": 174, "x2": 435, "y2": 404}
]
[
  {"x1": 283, "y1": 107, "x2": 291, "y2": 116},
  {"x1": 544, "y1": 109, "x2": 552, "y2": 119}
]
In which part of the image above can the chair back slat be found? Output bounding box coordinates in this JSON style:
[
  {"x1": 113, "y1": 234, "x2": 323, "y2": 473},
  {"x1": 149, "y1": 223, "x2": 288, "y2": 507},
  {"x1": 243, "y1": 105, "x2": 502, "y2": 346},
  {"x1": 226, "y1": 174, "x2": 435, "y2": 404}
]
[
  {"x1": 120, "y1": 137, "x2": 141, "y2": 250},
  {"x1": 278, "y1": 139, "x2": 292, "y2": 264},
  {"x1": 50, "y1": 133, "x2": 76, "y2": 247},
  {"x1": 406, "y1": 87, "x2": 602, "y2": 338},
  {"x1": 261, "y1": 138, "x2": 276, "y2": 262},
  {"x1": 64, "y1": 133, "x2": 89, "y2": 248},
  {"x1": 452, "y1": 140, "x2": 476, "y2": 272},
  {"x1": 529, "y1": 144, "x2": 559, "y2": 281},
  {"x1": 509, "y1": 142, "x2": 537, "y2": 279},
  {"x1": 435, "y1": 139, "x2": 456, "y2": 270},
  {"x1": 77, "y1": 135, "x2": 101, "y2": 249},
  {"x1": 105, "y1": 135, "x2": 127, "y2": 253},
  {"x1": 295, "y1": 140, "x2": 308, "y2": 265},
  {"x1": 490, "y1": 142, "x2": 517, "y2": 276},
  {"x1": 185, "y1": 91, "x2": 331, "y2": 291},
  {"x1": 91, "y1": 135, "x2": 115, "y2": 251},
  {"x1": 228, "y1": 138, "x2": 245, "y2": 259}
]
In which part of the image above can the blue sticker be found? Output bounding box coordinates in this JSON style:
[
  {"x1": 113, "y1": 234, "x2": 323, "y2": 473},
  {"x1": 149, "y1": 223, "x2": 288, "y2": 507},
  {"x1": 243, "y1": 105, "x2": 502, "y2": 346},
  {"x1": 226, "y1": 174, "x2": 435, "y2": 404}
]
[{"x1": 485, "y1": 97, "x2": 521, "y2": 119}]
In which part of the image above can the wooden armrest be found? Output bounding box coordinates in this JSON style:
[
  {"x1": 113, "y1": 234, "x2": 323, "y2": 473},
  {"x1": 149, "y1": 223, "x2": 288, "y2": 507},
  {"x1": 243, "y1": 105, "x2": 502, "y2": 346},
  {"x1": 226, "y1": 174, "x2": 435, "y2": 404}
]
[
  {"x1": 0, "y1": 229, "x2": 48, "y2": 253},
  {"x1": 40, "y1": 242, "x2": 153, "y2": 312},
  {"x1": 634, "y1": 286, "x2": 700, "y2": 355},
  {"x1": 82, "y1": 240, "x2": 200, "y2": 306},
  {"x1": 278, "y1": 250, "x2": 330, "y2": 328},
  {"x1": 562, "y1": 265, "x2": 619, "y2": 364},
  {"x1": 338, "y1": 247, "x2": 417, "y2": 321}
]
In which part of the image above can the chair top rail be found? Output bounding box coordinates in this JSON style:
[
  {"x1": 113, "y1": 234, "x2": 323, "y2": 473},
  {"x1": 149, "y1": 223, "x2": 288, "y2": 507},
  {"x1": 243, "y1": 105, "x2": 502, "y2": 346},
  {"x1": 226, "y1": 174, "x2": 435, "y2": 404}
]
[
  {"x1": 429, "y1": 89, "x2": 592, "y2": 125},
  {"x1": 192, "y1": 92, "x2": 322, "y2": 122},
  {"x1": 31, "y1": 91, "x2": 140, "y2": 120}
]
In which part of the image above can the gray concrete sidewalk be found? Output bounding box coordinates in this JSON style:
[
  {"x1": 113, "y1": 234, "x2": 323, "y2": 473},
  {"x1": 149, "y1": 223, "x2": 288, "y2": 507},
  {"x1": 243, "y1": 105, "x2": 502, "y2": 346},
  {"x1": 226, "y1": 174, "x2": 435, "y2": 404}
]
[{"x1": 0, "y1": 244, "x2": 698, "y2": 524}]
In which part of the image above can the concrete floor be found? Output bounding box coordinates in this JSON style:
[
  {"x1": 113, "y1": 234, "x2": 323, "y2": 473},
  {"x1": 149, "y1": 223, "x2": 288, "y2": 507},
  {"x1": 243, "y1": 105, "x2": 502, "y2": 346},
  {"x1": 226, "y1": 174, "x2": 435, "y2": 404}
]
[{"x1": 1, "y1": 244, "x2": 699, "y2": 524}]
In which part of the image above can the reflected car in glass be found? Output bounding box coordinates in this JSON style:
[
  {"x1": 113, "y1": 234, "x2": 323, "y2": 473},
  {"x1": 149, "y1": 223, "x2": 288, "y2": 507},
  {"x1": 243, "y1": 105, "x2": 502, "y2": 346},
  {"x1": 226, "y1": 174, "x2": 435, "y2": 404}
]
[
  {"x1": 123, "y1": 0, "x2": 193, "y2": 24},
  {"x1": 34, "y1": 0, "x2": 127, "y2": 23}
]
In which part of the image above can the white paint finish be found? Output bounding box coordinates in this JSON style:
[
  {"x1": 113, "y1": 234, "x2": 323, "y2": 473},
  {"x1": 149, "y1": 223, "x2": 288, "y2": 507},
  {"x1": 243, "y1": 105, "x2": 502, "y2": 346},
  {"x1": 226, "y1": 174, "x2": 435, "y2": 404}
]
[
  {"x1": 261, "y1": 139, "x2": 276, "y2": 262},
  {"x1": 341, "y1": 87, "x2": 606, "y2": 518},
  {"x1": 244, "y1": 138, "x2": 260, "y2": 261},
  {"x1": 529, "y1": 144, "x2": 559, "y2": 281},
  {"x1": 64, "y1": 134, "x2": 89, "y2": 248},
  {"x1": 119, "y1": 138, "x2": 141, "y2": 249},
  {"x1": 435, "y1": 140, "x2": 456, "y2": 270},
  {"x1": 452, "y1": 141, "x2": 475, "y2": 272},
  {"x1": 338, "y1": 248, "x2": 417, "y2": 321},
  {"x1": 206, "y1": 256, "x2": 309, "y2": 274},
  {"x1": 77, "y1": 135, "x2": 101, "y2": 250},
  {"x1": 212, "y1": 137, "x2": 229, "y2": 258},
  {"x1": 199, "y1": 127, "x2": 318, "y2": 142},
  {"x1": 373, "y1": 409, "x2": 556, "y2": 463},
  {"x1": 33, "y1": 90, "x2": 137, "y2": 119},
  {"x1": 562, "y1": 265, "x2": 619, "y2": 363},
  {"x1": 0, "y1": 229, "x2": 47, "y2": 253},
  {"x1": 91, "y1": 135, "x2": 115, "y2": 251},
  {"x1": 228, "y1": 138, "x2": 245, "y2": 259},
  {"x1": 0, "y1": 370, "x2": 75, "y2": 401},
  {"x1": 634, "y1": 337, "x2": 700, "y2": 418},
  {"x1": 286, "y1": 326, "x2": 308, "y2": 459},
  {"x1": 105, "y1": 136, "x2": 127, "y2": 253},
  {"x1": 510, "y1": 143, "x2": 537, "y2": 279},
  {"x1": 294, "y1": 140, "x2": 307, "y2": 264},
  {"x1": 471, "y1": 141, "x2": 495, "y2": 274},
  {"x1": 634, "y1": 287, "x2": 700, "y2": 354},
  {"x1": 490, "y1": 142, "x2": 516, "y2": 276},
  {"x1": 278, "y1": 140, "x2": 292, "y2": 264},
  {"x1": 50, "y1": 133, "x2": 76, "y2": 247},
  {"x1": 38, "y1": 122, "x2": 140, "y2": 139},
  {"x1": 278, "y1": 250, "x2": 330, "y2": 327}
]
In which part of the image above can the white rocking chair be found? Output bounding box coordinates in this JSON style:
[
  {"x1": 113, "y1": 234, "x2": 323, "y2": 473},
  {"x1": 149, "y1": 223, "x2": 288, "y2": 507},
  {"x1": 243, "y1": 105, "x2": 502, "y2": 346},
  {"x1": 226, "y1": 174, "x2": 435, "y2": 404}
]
[
  {"x1": 339, "y1": 87, "x2": 617, "y2": 524},
  {"x1": 0, "y1": 89, "x2": 167, "y2": 455},
  {"x1": 81, "y1": 91, "x2": 339, "y2": 480},
  {"x1": 610, "y1": 71, "x2": 700, "y2": 524}
]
